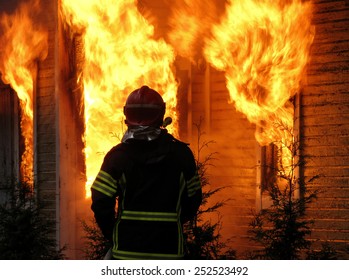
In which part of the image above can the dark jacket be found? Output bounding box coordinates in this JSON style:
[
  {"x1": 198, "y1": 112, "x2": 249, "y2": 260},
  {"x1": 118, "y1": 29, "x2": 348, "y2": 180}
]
[{"x1": 91, "y1": 130, "x2": 202, "y2": 260}]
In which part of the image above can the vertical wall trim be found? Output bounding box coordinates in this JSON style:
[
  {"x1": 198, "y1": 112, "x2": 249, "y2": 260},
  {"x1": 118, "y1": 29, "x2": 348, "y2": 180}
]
[
  {"x1": 294, "y1": 92, "x2": 301, "y2": 199},
  {"x1": 13, "y1": 89, "x2": 20, "y2": 181},
  {"x1": 256, "y1": 142, "x2": 262, "y2": 212},
  {"x1": 33, "y1": 63, "x2": 38, "y2": 194},
  {"x1": 54, "y1": 0, "x2": 60, "y2": 250}
]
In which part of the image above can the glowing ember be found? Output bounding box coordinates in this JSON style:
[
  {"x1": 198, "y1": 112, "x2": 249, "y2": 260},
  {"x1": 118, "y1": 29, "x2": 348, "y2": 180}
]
[
  {"x1": 0, "y1": 0, "x2": 48, "y2": 183},
  {"x1": 61, "y1": 0, "x2": 178, "y2": 197}
]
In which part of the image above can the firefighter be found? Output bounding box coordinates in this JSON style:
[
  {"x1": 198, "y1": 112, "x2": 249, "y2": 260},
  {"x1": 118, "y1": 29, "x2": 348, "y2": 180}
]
[{"x1": 91, "y1": 85, "x2": 202, "y2": 260}]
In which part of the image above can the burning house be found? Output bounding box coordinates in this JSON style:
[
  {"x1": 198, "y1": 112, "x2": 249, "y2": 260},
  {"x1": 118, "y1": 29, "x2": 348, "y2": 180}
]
[{"x1": 0, "y1": 0, "x2": 348, "y2": 259}]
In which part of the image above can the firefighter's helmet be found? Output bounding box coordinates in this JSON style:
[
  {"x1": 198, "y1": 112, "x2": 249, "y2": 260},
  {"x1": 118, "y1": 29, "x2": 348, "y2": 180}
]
[{"x1": 124, "y1": 85, "x2": 165, "y2": 127}]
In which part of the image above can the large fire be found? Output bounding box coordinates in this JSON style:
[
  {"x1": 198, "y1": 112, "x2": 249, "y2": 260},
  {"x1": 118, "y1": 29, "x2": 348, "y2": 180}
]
[
  {"x1": 170, "y1": 0, "x2": 314, "y2": 173},
  {"x1": 61, "y1": 0, "x2": 178, "y2": 197},
  {"x1": 0, "y1": 0, "x2": 48, "y2": 184},
  {"x1": 0, "y1": 0, "x2": 313, "y2": 196},
  {"x1": 61, "y1": 0, "x2": 314, "y2": 196}
]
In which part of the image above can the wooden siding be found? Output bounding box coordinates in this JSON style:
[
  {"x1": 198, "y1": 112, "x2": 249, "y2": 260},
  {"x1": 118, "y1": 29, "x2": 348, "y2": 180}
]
[
  {"x1": 56, "y1": 14, "x2": 90, "y2": 259},
  {"x1": 302, "y1": 0, "x2": 349, "y2": 257},
  {"x1": 35, "y1": 0, "x2": 58, "y2": 235},
  {"x1": 36, "y1": 0, "x2": 89, "y2": 259},
  {"x1": 190, "y1": 65, "x2": 258, "y2": 255}
]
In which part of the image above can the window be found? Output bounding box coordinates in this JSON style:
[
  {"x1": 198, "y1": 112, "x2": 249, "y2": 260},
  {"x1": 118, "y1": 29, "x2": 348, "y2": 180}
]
[{"x1": 0, "y1": 82, "x2": 20, "y2": 202}]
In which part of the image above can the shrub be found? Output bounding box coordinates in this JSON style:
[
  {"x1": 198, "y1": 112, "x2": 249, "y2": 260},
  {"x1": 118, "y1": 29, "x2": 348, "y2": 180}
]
[
  {"x1": 0, "y1": 179, "x2": 65, "y2": 259},
  {"x1": 248, "y1": 122, "x2": 323, "y2": 259},
  {"x1": 183, "y1": 119, "x2": 235, "y2": 259}
]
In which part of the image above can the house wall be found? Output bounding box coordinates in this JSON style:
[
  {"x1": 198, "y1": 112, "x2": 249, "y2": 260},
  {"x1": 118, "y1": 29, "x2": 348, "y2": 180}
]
[
  {"x1": 198, "y1": 0, "x2": 349, "y2": 257},
  {"x1": 36, "y1": 0, "x2": 89, "y2": 259},
  {"x1": 35, "y1": 0, "x2": 58, "y2": 243},
  {"x1": 57, "y1": 7, "x2": 90, "y2": 259},
  {"x1": 190, "y1": 66, "x2": 258, "y2": 256},
  {"x1": 302, "y1": 0, "x2": 349, "y2": 257}
]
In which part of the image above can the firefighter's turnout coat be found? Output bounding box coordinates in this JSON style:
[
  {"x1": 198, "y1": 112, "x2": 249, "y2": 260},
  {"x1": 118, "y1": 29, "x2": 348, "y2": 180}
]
[{"x1": 91, "y1": 130, "x2": 202, "y2": 260}]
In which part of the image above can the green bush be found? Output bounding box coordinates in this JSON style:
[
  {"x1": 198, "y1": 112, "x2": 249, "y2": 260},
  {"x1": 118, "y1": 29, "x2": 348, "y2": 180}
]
[
  {"x1": 80, "y1": 219, "x2": 110, "y2": 260},
  {"x1": 183, "y1": 120, "x2": 235, "y2": 259},
  {"x1": 0, "y1": 180, "x2": 65, "y2": 259},
  {"x1": 248, "y1": 122, "x2": 337, "y2": 260},
  {"x1": 248, "y1": 182, "x2": 316, "y2": 259}
]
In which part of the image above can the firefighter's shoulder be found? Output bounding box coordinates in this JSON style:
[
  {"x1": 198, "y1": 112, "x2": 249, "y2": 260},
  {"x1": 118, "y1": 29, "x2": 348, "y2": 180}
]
[
  {"x1": 102, "y1": 143, "x2": 130, "y2": 163},
  {"x1": 166, "y1": 133, "x2": 190, "y2": 146}
]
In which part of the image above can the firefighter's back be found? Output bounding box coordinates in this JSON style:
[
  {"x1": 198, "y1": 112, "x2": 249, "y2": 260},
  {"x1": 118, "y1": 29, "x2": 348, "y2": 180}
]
[{"x1": 110, "y1": 132, "x2": 192, "y2": 259}]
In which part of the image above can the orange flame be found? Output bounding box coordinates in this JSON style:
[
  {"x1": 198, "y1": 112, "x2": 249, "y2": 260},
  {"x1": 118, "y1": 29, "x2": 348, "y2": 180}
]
[
  {"x1": 168, "y1": 0, "x2": 222, "y2": 62},
  {"x1": 170, "y1": 0, "x2": 314, "y2": 172},
  {"x1": 0, "y1": 0, "x2": 48, "y2": 183},
  {"x1": 204, "y1": 0, "x2": 314, "y2": 143},
  {"x1": 61, "y1": 0, "x2": 178, "y2": 197},
  {"x1": 203, "y1": 0, "x2": 314, "y2": 171}
]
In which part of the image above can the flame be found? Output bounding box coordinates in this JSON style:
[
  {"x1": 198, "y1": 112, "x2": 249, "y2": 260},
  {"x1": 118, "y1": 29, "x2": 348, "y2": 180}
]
[
  {"x1": 204, "y1": 0, "x2": 314, "y2": 138},
  {"x1": 61, "y1": 0, "x2": 178, "y2": 197},
  {"x1": 168, "y1": 0, "x2": 221, "y2": 62},
  {"x1": 0, "y1": 0, "x2": 48, "y2": 183},
  {"x1": 169, "y1": 0, "x2": 314, "y2": 172},
  {"x1": 203, "y1": 0, "x2": 314, "y2": 171}
]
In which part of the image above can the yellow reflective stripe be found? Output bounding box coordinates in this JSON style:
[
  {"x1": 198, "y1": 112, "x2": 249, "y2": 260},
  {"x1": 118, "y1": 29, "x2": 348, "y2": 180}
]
[
  {"x1": 177, "y1": 217, "x2": 183, "y2": 255},
  {"x1": 187, "y1": 174, "x2": 201, "y2": 197},
  {"x1": 119, "y1": 173, "x2": 127, "y2": 210},
  {"x1": 91, "y1": 170, "x2": 118, "y2": 197},
  {"x1": 98, "y1": 170, "x2": 117, "y2": 189},
  {"x1": 187, "y1": 174, "x2": 200, "y2": 189},
  {"x1": 113, "y1": 214, "x2": 121, "y2": 252},
  {"x1": 121, "y1": 216, "x2": 177, "y2": 222},
  {"x1": 113, "y1": 249, "x2": 183, "y2": 260},
  {"x1": 121, "y1": 210, "x2": 178, "y2": 222},
  {"x1": 91, "y1": 181, "x2": 115, "y2": 197},
  {"x1": 188, "y1": 184, "x2": 201, "y2": 197},
  {"x1": 177, "y1": 173, "x2": 186, "y2": 212},
  {"x1": 177, "y1": 173, "x2": 186, "y2": 255}
]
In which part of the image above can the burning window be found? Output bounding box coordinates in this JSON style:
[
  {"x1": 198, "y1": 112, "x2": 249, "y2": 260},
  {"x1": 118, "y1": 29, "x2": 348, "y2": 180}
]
[
  {"x1": 0, "y1": 82, "x2": 19, "y2": 191},
  {"x1": 0, "y1": 0, "x2": 48, "y2": 186}
]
